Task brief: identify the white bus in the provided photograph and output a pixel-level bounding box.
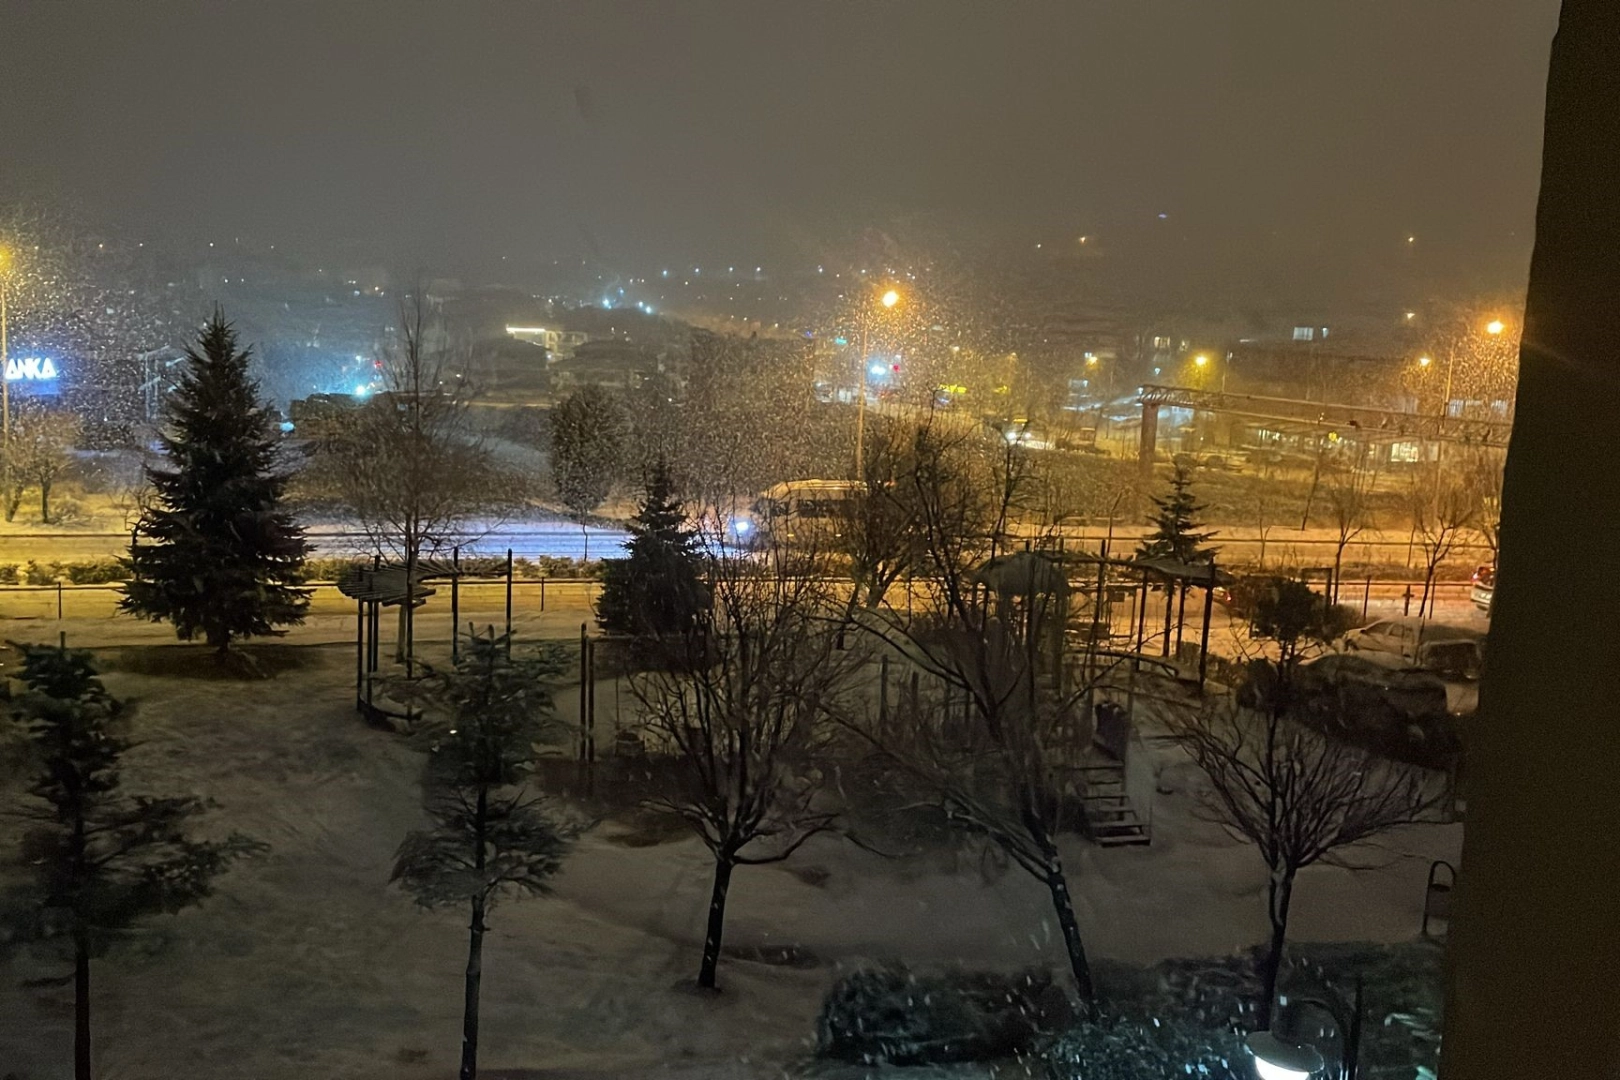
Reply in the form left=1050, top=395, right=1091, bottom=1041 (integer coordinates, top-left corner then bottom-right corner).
left=729, top=479, right=864, bottom=548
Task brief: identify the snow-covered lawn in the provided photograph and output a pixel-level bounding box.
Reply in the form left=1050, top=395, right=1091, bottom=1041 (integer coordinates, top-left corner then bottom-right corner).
left=0, top=645, right=1461, bottom=1078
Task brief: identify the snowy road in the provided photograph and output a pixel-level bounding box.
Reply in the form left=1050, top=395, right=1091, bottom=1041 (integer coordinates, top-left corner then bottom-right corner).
left=0, top=521, right=631, bottom=563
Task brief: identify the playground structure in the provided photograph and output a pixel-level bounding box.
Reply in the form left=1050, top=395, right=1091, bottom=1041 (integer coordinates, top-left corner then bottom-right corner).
left=337, top=550, right=516, bottom=724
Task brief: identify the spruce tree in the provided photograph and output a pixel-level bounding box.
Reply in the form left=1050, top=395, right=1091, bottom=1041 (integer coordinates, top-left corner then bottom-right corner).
left=1, top=644, right=258, bottom=1080
left=122, top=315, right=309, bottom=653
left=390, top=631, right=574, bottom=1080
left=1138, top=463, right=1219, bottom=563
left=596, top=455, right=709, bottom=643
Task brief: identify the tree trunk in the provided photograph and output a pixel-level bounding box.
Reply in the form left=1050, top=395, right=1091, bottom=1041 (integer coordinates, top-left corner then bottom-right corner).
left=1332, top=542, right=1346, bottom=605
left=1043, top=861, right=1098, bottom=1017
left=74, top=927, right=91, bottom=1080
left=40, top=478, right=51, bottom=525
left=697, top=855, right=734, bottom=990
left=1260, top=869, right=1296, bottom=1022
left=459, top=893, right=485, bottom=1080
left=395, top=600, right=409, bottom=664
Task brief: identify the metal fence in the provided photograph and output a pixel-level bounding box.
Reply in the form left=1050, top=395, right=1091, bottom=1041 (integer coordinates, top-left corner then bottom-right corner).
left=0, top=578, right=602, bottom=622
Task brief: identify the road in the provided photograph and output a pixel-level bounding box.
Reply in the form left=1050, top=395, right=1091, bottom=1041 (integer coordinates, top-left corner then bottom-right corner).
left=0, top=522, right=632, bottom=564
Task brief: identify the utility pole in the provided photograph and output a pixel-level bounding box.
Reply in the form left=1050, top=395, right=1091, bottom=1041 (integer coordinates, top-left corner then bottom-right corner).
left=854, top=316, right=869, bottom=480
left=854, top=288, right=900, bottom=481
left=1, top=252, right=10, bottom=510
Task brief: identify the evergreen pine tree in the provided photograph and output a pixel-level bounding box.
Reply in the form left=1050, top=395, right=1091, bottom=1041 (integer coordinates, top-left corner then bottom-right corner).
left=390, top=630, right=574, bottom=1080
left=596, top=455, right=709, bottom=642
left=1137, top=463, right=1219, bottom=563
left=121, top=314, right=310, bottom=653
left=1, top=644, right=258, bottom=1080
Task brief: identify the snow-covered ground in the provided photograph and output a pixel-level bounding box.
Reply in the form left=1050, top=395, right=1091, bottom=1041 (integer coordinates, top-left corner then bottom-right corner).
left=0, top=646, right=1461, bottom=1078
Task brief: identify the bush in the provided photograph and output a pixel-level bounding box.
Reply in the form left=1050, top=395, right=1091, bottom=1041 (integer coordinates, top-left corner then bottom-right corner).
left=516, top=555, right=600, bottom=579
left=1044, top=1013, right=1247, bottom=1079
left=0, top=564, right=17, bottom=585
left=1045, top=945, right=1444, bottom=1080
left=299, top=556, right=362, bottom=583
left=23, top=561, right=57, bottom=586
left=59, top=558, right=126, bottom=585
left=816, top=965, right=1072, bottom=1066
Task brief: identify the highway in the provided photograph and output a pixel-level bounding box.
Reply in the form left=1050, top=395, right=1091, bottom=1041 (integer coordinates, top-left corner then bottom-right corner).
left=0, top=522, right=632, bottom=564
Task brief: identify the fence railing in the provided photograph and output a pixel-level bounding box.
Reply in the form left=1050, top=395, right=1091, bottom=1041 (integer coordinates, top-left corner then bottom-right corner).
left=0, top=578, right=602, bottom=623
left=0, top=574, right=1475, bottom=626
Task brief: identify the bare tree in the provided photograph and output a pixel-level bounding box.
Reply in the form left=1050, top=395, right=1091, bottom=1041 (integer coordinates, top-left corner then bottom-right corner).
left=848, top=423, right=1107, bottom=1014
left=1461, top=446, right=1506, bottom=561
left=550, top=384, right=626, bottom=557
left=839, top=422, right=924, bottom=611
left=6, top=399, right=79, bottom=522
left=1408, top=463, right=1476, bottom=616
left=1170, top=681, right=1441, bottom=1018
left=632, top=535, right=855, bottom=991
left=1323, top=452, right=1374, bottom=603
left=1252, top=491, right=1277, bottom=570
left=309, top=294, right=518, bottom=663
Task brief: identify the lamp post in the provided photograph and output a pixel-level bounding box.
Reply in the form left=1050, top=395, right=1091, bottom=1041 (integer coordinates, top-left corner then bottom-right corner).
left=854, top=287, right=900, bottom=479
left=0, top=245, right=12, bottom=509
left=1244, top=978, right=1363, bottom=1080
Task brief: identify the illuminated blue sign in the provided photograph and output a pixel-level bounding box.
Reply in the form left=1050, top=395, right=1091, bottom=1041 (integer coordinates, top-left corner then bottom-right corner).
left=5, top=357, right=58, bottom=382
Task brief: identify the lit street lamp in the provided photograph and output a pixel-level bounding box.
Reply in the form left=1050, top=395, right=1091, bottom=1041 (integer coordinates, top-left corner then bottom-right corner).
left=1244, top=1030, right=1323, bottom=1080
left=1244, top=978, right=1363, bottom=1080
left=854, top=288, right=901, bottom=479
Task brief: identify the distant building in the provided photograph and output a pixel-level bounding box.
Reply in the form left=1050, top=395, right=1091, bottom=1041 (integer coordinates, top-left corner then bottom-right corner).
left=548, top=339, right=662, bottom=392
left=505, top=324, right=589, bottom=357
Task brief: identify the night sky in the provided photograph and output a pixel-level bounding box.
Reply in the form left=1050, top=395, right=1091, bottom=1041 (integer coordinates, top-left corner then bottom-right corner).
left=1, top=1, right=1560, bottom=297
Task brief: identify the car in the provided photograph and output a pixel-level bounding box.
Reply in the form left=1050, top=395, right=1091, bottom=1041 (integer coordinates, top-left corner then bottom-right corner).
left=1292, top=652, right=1461, bottom=769
left=1297, top=653, right=1453, bottom=719
left=1339, top=616, right=1485, bottom=680
left=1471, top=564, right=1496, bottom=613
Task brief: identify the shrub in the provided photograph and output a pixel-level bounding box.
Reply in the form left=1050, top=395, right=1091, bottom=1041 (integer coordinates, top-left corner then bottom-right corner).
left=1044, top=1013, right=1247, bottom=1079
left=299, top=556, right=363, bottom=583
left=0, top=564, right=17, bottom=585
left=1044, top=945, right=1444, bottom=1080
left=816, top=965, right=1072, bottom=1066
left=23, top=561, right=58, bottom=586
left=59, top=558, right=126, bottom=585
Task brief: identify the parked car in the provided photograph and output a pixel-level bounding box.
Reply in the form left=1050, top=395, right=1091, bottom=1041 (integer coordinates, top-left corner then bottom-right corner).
left=1471, top=564, right=1496, bottom=613
left=1297, top=652, right=1453, bottom=722
left=1340, top=617, right=1485, bottom=679
left=1292, top=652, right=1461, bottom=770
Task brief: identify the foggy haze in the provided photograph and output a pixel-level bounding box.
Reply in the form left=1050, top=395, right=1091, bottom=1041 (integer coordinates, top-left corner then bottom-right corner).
left=3, top=1, right=1559, bottom=302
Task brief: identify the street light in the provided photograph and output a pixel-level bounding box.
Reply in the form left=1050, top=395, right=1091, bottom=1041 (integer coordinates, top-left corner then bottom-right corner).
left=1485, top=319, right=1506, bottom=336
left=1244, top=1031, right=1323, bottom=1080
left=1245, top=979, right=1363, bottom=1080
left=1194, top=353, right=1209, bottom=367
left=855, top=288, right=901, bottom=478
